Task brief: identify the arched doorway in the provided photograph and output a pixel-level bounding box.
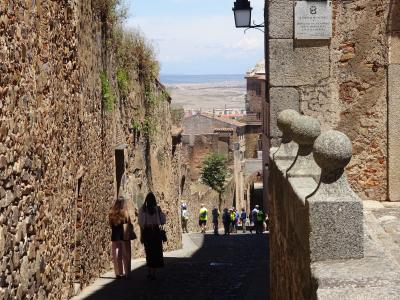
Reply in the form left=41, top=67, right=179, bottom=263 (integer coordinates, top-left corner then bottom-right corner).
left=388, top=0, right=400, bottom=201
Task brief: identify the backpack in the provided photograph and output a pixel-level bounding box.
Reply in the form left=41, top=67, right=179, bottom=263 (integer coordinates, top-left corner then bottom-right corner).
left=251, top=209, right=258, bottom=221
left=257, top=210, right=265, bottom=221
left=223, top=212, right=230, bottom=223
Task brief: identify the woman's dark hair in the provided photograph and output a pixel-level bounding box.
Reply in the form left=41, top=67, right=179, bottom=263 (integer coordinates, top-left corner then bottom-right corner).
left=143, top=192, right=157, bottom=215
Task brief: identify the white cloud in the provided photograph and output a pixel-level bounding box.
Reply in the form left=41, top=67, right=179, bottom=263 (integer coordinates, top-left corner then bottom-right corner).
left=233, top=36, right=264, bottom=51
left=125, top=2, right=265, bottom=73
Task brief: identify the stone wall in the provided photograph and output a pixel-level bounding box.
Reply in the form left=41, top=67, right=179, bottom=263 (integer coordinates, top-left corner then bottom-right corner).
left=266, top=0, right=394, bottom=201
left=0, top=1, right=183, bottom=298
left=246, top=78, right=265, bottom=114
left=269, top=111, right=364, bottom=300
left=182, top=134, right=231, bottom=181
left=244, top=126, right=261, bottom=159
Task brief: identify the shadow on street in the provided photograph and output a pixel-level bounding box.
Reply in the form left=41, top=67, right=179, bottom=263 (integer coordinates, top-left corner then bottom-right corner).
left=82, top=233, right=269, bottom=300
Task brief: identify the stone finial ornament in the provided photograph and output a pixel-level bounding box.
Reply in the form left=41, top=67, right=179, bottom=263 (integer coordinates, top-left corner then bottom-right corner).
left=273, top=109, right=299, bottom=160
left=313, top=130, right=352, bottom=174
left=277, top=109, right=299, bottom=135
left=286, top=115, right=321, bottom=178
left=309, top=130, right=355, bottom=196
left=291, top=115, right=321, bottom=146
left=307, top=130, right=363, bottom=261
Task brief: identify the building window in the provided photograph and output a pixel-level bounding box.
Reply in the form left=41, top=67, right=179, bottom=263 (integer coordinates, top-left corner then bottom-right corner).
left=247, top=80, right=261, bottom=96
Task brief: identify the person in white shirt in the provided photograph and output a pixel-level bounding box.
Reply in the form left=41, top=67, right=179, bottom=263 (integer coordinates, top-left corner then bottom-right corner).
left=138, top=192, right=166, bottom=280
left=181, top=207, right=189, bottom=233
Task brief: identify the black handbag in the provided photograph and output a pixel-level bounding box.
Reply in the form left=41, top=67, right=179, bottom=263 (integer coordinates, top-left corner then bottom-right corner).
left=123, top=218, right=137, bottom=241
left=158, top=208, right=167, bottom=243
left=159, top=227, right=167, bottom=243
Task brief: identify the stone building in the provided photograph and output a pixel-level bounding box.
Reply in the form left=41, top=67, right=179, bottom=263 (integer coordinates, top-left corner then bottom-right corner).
left=242, top=61, right=265, bottom=159
left=182, top=113, right=246, bottom=179
left=182, top=113, right=249, bottom=209
left=263, top=0, right=400, bottom=202
left=0, top=1, right=186, bottom=298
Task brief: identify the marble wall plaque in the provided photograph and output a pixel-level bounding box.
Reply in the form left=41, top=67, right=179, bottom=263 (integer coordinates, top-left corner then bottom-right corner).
left=295, top=1, right=332, bottom=39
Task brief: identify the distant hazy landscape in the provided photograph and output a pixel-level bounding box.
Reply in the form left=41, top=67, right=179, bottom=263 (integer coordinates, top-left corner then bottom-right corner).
left=160, top=74, right=246, bottom=111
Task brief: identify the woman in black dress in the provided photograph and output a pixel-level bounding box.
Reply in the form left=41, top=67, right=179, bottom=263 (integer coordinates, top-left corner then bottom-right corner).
left=109, top=196, right=132, bottom=279
left=138, top=192, right=166, bottom=280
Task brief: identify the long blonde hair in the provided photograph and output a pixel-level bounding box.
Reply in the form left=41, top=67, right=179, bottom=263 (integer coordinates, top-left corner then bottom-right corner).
left=109, top=196, right=129, bottom=225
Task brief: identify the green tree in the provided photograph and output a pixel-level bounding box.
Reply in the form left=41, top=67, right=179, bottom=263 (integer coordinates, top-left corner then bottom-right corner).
left=200, top=153, right=228, bottom=197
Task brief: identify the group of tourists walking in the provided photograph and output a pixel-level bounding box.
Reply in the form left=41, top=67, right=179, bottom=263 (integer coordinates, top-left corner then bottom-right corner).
left=250, top=204, right=269, bottom=234
left=221, top=205, right=268, bottom=235
left=108, top=192, right=166, bottom=281
left=180, top=202, right=268, bottom=235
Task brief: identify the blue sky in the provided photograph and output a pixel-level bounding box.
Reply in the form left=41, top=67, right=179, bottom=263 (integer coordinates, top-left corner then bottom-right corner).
left=125, top=0, right=265, bottom=75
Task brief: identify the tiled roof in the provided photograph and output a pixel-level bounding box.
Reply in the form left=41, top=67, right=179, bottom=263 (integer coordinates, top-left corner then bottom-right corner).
left=200, top=113, right=246, bottom=127
left=214, top=128, right=234, bottom=132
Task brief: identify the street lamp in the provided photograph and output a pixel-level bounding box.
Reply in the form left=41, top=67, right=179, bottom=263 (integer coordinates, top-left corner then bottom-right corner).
left=232, top=0, right=270, bottom=214
left=232, top=0, right=264, bottom=31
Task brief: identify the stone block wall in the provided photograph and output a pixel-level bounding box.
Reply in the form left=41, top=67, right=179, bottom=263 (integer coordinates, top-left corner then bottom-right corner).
left=266, top=0, right=395, bottom=201
left=0, top=1, right=183, bottom=299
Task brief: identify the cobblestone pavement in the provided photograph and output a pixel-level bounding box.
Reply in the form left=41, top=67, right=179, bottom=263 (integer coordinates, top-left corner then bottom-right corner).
left=74, top=232, right=269, bottom=300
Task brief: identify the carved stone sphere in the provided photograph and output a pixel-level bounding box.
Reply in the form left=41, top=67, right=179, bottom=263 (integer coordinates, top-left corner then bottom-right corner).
left=313, top=130, right=352, bottom=171
left=277, top=109, right=299, bottom=135
left=291, top=116, right=321, bottom=145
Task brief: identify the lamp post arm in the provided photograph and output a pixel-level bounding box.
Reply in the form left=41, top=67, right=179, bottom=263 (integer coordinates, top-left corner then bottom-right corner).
left=244, top=22, right=265, bottom=33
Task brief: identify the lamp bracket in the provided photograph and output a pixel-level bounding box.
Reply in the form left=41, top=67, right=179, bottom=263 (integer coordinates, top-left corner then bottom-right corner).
left=244, top=21, right=265, bottom=33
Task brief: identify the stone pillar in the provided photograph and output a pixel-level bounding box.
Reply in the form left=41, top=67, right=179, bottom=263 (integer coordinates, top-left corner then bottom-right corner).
left=273, top=109, right=299, bottom=160
left=286, top=115, right=321, bottom=179
left=388, top=64, right=400, bottom=201
left=307, top=130, right=363, bottom=261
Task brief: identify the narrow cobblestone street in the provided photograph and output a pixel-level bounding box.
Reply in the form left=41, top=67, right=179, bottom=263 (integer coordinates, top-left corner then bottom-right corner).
left=74, top=232, right=269, bottom=300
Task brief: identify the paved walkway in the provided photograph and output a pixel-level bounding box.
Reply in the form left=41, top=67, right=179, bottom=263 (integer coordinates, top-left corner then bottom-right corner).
left=314, top=201, right=400, bottom=299
left=364, top=200, right=400, bottom=266
left=73, top=231, right=269, bottom=300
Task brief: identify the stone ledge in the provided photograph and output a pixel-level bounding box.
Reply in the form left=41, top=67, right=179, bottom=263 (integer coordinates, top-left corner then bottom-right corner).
left=289, top=177, right=317, bottom=202
left=316, top=286, right=400, bottom=300
left=312, top=210, right=400, bottom=299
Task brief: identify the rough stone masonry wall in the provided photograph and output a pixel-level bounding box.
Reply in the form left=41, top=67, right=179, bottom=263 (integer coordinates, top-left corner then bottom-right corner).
left=0, top=1, right=182, bottom=299
left=119, top=81, right=183, bottom=257
left=244, top=128, right=260, bottom=159
left=268, top=0, right=390, bottom=200
left=183, top=134, right=231, bottom=181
